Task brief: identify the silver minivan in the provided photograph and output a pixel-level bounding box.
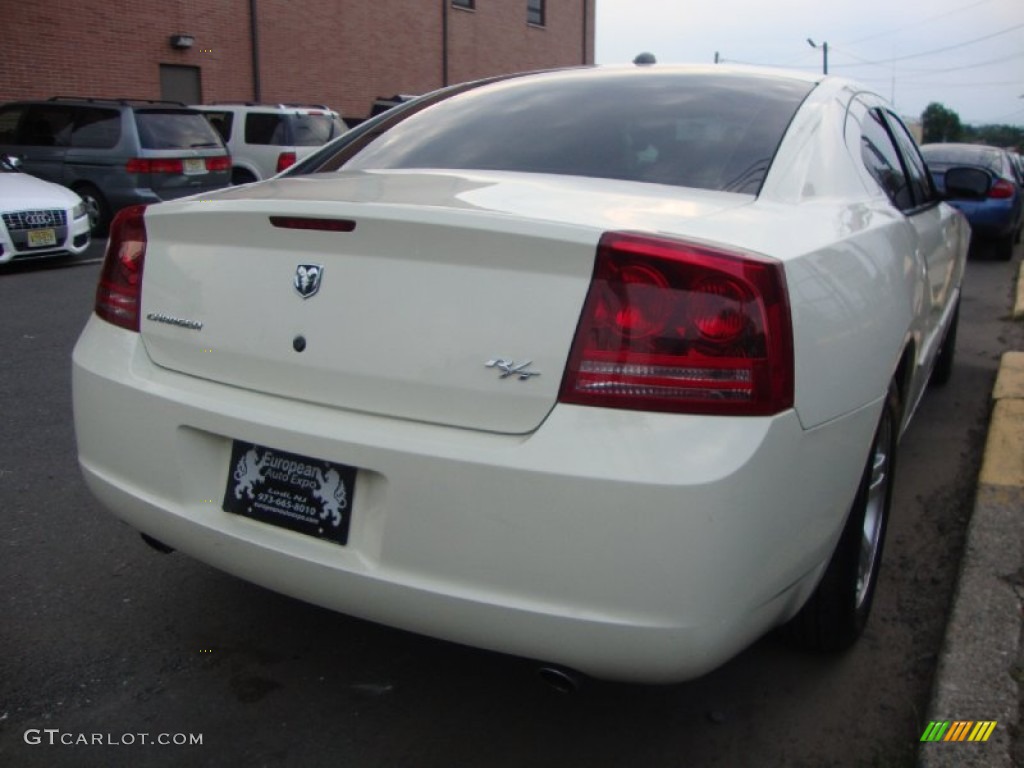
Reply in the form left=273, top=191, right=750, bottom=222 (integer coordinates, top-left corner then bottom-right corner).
left=0, top=97, right=231, bottom=234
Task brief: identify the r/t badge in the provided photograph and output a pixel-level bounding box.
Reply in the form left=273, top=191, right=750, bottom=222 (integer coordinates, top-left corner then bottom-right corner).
left=486, top=359, right=541, bottom=380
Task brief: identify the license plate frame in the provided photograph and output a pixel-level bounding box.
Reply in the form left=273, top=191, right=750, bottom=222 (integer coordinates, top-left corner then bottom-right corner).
left=27, top=228, right=57, bottom=248
left=183, top=157, right=206, bottom=175
left=222, top=441, right=356, bottom=546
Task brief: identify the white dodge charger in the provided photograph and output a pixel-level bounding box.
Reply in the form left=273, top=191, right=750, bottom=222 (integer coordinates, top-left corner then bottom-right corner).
left=72, top=66, right=969, bottom=683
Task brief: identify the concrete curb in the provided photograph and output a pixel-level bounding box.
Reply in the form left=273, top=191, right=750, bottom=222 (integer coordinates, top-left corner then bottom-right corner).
left=918, top=352, right=1024, bottom=768
left=1015, top=262, right=1024, bottom=321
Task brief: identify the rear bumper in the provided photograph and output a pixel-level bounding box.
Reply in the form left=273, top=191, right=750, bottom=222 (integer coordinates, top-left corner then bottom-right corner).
left=951, top=199, right=1021, bottom=239
left=72, top=316, right=882, bottom=682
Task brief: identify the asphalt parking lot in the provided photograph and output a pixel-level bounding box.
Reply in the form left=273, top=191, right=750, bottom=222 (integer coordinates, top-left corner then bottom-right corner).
left=1, top=240, right=1022, bottom=767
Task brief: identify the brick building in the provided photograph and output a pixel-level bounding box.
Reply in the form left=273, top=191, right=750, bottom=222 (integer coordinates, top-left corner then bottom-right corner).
left=2, top=0, right=595, bottom=120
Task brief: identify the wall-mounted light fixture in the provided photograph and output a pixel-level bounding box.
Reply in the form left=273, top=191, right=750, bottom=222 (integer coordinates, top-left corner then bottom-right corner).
left=169, top=34, right=195, bottom=50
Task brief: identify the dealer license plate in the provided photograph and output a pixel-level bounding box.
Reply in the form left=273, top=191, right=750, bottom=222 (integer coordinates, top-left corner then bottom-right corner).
left=222, top=441, right=357, bottom=545
left=183, top=157, right=206, bottom=175
left=27, top=228, right=57, bottom=248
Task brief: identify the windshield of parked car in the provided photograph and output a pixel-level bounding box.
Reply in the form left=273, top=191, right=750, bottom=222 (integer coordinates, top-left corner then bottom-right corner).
left=328, top=71, right=813, bottom=194
left=135, top=109, right=226, bottom=150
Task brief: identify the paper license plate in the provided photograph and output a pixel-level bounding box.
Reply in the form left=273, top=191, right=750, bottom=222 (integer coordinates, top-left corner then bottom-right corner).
left=183, top=157, right=206, bottom=175
left=222, top=441, right=356, bottom=545
left=27, top=228, right=57, bottom=247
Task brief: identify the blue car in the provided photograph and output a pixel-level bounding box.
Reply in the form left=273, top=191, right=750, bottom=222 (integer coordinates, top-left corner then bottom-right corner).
left=921, top=143, right=1023, bottom=260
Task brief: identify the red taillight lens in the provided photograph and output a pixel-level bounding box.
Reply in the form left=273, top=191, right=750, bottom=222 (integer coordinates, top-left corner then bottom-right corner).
left=990, top=179, right=1016, bottom=199
left=206, top=155, right=231, bottom=172
left=126, top=158, right=184, bottom=174
left=558, top=232, right=794, bottom=416
left=276, top=151, right=297, bottom=172
left=95, top=205, right=148, bottom=332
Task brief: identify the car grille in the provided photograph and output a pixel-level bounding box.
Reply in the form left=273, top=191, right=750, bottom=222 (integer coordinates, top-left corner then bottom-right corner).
left=3, top=209, right=67, bottom=231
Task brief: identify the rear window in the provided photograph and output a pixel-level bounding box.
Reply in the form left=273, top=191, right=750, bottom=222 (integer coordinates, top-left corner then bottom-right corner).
left=71, top=108, right=121, bottom=149
left=245, top=113, right=288, bottom=146
left=920, top=145, right=1005, bottom=175
left=134, top=110, right=224, bottom=150
left=335, top=71, right=813, bottom=193
left=290, top=114, right=340, bottom=146
left=243, top=113, right=340, bottom=146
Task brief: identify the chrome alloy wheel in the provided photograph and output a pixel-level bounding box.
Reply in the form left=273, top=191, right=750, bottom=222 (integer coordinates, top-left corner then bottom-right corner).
left=856, top=409, right=892, bottom=609
left=82, top=194, right=101, bottom=231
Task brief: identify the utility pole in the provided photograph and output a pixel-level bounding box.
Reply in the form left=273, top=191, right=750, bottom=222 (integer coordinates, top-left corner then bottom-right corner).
left=807, top=38, right=828, bottom=75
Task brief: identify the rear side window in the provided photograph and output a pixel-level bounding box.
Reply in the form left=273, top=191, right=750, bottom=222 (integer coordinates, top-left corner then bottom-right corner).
left=0, top=105, right=26, bottom=143
left=18, top=105, right=74, bottom=147
left=71, top=108, right=121, bottom=148
left=884, top=112, right=936, bottom=206
left=860, top=109, right=913, bottom=210
left=335, top=72, right=813, bottom=194
left=202, top=111, right=234, bottom=142
left=245, top=113, right=288, bottom=146
left=134, top=110, right=224, bottom=150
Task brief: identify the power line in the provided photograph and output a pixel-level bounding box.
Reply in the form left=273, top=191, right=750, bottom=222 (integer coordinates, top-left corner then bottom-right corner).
left=830, top=47, right=1024, bottom=76
left=896, top=52, right=1024, bottom=77
left=841, top=0, right=996, bottom=46
left=837, top=22, right=1024, bottom=68
left=897, top=79, right=1024, bottom=89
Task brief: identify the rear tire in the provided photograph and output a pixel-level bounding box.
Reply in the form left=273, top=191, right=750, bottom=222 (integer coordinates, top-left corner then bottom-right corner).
left=930, top=302, right=959, bottom=387
left=995, top=233, right=1014, bottom=261
left=786, top=381, right=900, bottom=651
left=231, top=167, right=257, bottom=185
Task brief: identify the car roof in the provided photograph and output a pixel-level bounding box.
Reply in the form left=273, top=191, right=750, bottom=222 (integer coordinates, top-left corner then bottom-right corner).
left=52, top=96, right=189, bottom=108
left=194, top=103, right=339, bottom=115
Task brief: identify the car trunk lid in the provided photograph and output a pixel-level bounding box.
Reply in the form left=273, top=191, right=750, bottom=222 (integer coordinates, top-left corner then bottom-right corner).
left=138, top=169, right=752, bottom=434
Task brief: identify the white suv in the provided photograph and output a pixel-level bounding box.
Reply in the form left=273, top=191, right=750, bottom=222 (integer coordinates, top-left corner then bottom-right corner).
left=194, top=104, right=348, bottom=184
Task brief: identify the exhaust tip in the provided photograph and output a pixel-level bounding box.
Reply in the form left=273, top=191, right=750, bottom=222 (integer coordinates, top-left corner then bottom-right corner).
left=538, top=666, right=580, bottom=694
left=140, top=533, right=175, bottom=554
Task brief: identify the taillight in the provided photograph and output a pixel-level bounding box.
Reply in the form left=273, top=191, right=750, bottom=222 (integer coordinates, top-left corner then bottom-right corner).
left=95, top=205, right=148, bottom=332
left=558, top=232, right=794, bottom=416
left=126, top=158, right=184, bottom=174
left=276, top=151, right=297, bottom=172
left=990, top=179, right=1016, bottom=199
left=206, top=155, right=231, bottom=172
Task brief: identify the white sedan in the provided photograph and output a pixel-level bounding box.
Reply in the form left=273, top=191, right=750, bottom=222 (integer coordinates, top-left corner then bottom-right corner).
left=72, top=65, right=968, bottom=684
left=0, top=156, right=90, bottom=263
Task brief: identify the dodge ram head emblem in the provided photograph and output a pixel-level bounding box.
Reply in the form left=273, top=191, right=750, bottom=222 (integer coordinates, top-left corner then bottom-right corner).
left=293, top=264, right=324, bottom=299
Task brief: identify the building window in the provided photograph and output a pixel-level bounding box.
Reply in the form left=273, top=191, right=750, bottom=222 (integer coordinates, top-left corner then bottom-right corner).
left=452, top=0, right=474, bottom=9
left=528, top=0, right=545, bottom=26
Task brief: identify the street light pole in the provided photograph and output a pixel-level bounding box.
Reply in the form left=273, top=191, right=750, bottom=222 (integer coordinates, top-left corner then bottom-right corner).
left=807, top=38, right=828, bottom=75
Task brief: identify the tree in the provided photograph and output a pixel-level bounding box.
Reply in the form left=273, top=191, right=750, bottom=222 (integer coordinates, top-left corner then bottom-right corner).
left=968, top=124, right=1024, bottom=150
left=922, top=103, right=962, bottom=143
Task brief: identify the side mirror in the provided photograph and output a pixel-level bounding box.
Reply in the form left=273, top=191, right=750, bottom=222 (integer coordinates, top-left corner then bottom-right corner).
left=2, top=154, right=21, bottom=170
left=943, top=166, right=990, bottom=201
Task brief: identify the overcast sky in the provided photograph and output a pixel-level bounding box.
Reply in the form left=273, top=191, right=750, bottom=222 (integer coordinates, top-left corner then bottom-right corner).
left=594, top=0, right=1024, bottom=127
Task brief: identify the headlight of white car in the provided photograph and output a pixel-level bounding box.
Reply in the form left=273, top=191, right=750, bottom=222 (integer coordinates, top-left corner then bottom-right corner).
left=73, top=201, right=87, bottom=219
